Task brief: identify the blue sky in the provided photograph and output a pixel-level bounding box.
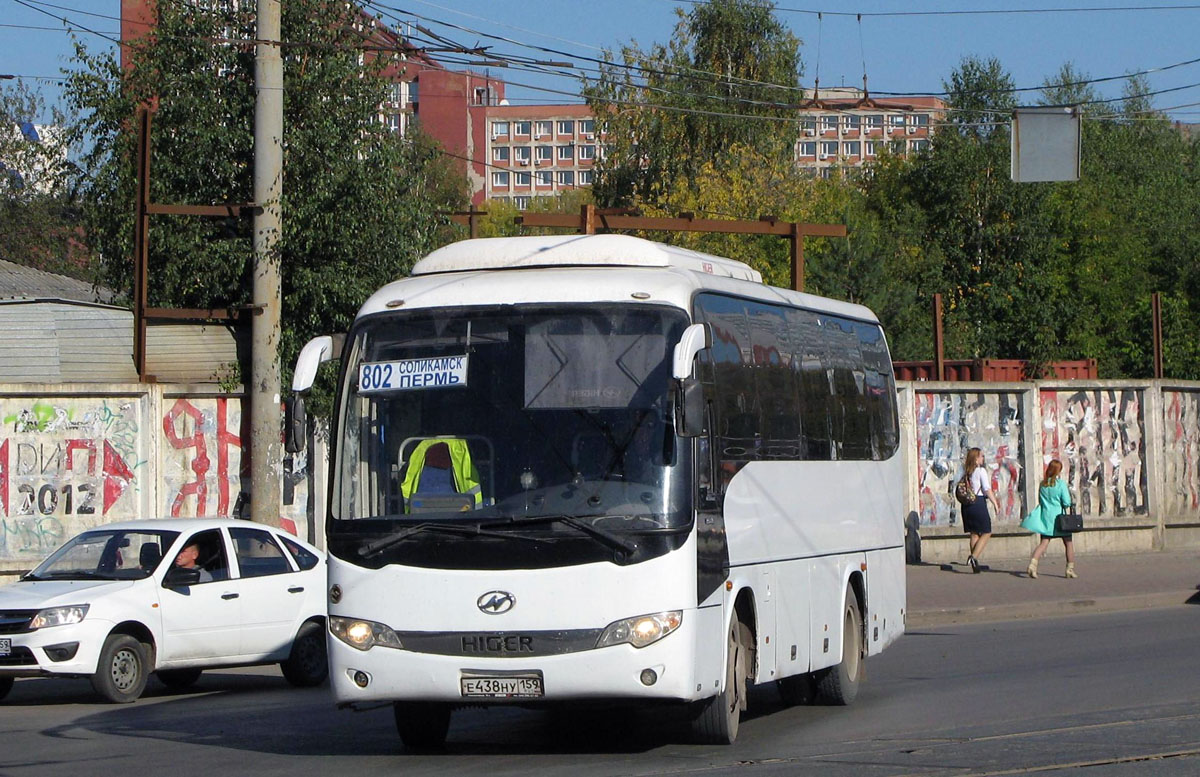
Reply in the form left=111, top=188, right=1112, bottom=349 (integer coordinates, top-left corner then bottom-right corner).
left=2, top=0, right=1199, bottom=123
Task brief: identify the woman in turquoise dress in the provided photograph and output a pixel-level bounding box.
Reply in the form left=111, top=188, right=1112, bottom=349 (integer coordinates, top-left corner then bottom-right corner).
left=1021, top=459, right=1077, bottom=579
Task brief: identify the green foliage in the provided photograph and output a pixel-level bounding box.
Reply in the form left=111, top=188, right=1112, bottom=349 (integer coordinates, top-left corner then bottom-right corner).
left=585, top=0, right=801, bottom=208
left=64, top=0, right=466, bottom=410
left=861, top=56, right=1200, bottom=378
left=468, top=189, right=594, bottom=238
left=0, top=82, right=90, bottom=279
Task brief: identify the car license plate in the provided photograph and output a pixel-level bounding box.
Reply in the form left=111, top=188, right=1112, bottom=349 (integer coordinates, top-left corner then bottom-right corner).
left=460, top=671, right=543, bottom=699
left=0, top=638, right=10, bottom=656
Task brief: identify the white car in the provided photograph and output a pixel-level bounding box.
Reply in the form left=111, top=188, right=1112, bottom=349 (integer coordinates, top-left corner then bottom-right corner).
left=0, top=518, right=328, bottom=703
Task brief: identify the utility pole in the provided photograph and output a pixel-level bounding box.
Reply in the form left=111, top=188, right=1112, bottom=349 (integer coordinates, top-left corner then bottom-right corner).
left=252, top=0, right=283, bottom=527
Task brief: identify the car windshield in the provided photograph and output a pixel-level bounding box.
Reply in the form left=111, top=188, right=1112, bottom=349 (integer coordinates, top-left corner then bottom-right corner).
left=330, top=304, right=692, bottom=567
left=29, top=530, right=181, bottom=581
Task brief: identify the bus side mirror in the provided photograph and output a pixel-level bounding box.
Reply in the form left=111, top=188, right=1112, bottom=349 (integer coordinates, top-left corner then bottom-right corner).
left=677, top=378, right=705, bottom=438
left=284, top=394, right=306, bottom=454
left=672, top=323, right=711, bottom=380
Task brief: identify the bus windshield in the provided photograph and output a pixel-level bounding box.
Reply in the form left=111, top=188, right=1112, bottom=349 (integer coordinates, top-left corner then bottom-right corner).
left=331, top=304, right=692, bottom=564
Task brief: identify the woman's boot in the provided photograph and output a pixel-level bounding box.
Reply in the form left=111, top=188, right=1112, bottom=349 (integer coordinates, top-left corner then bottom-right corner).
left=1026, top=557, right=1039, bottom=579
left=1065, top=562, right=1077, bottom=579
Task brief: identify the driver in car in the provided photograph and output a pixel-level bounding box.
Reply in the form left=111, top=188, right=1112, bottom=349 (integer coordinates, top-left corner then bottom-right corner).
left=174, top=542, right=213, bottom=583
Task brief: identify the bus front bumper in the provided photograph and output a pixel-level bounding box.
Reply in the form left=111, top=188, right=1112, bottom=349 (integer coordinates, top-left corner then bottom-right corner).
left=328, top=613, right=710, bottom=707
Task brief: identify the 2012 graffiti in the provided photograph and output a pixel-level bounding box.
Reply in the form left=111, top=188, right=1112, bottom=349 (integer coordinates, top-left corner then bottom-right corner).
left=0, top=439, right=135, bottom=517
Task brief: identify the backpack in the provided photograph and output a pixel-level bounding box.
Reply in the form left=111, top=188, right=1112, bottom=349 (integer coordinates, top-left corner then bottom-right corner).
left=954, top=475, right=976, bottom=506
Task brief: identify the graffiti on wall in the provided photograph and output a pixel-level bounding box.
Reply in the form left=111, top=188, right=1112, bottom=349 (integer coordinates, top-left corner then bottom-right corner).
left=161, top=397, right=246, bottom=519
left=1160, top=391, right=1199, bottom=519
left=1040, top=389, right=1147, bottom=518
left=0, top=399, right=145, bottom=558
left=915, top=392, right=1024, bottom=528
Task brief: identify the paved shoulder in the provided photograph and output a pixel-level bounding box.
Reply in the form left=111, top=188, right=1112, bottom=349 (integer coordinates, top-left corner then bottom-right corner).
left=906, top=551, right=1200, bottom=627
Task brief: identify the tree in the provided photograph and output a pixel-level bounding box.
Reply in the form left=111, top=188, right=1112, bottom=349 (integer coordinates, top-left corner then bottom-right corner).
left=64, top=0, right=466, bottom=399
left=585, top=0, right=802, bottom=208
left=0, top=81, right=87, bottom=279
left=1038, top=62, right=1101, bottom=113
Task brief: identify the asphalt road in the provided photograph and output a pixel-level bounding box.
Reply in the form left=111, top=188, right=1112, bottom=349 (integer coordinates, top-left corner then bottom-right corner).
left=3, top=605, right=1200, bottom=776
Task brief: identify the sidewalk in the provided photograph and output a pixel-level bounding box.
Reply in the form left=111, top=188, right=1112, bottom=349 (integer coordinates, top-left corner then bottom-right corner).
left=906, top=550, right=1200, bottom=627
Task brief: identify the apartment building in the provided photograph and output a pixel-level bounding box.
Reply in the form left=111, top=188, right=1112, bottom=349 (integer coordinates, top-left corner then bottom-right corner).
left=794, top=88, right=946, bottom=177
left=482, top=106, right=598, bottom=210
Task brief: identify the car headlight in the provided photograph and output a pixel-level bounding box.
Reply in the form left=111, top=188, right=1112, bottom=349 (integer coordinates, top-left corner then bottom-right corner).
left=30, top=605, right=90, bottom=630
left=596, top=611, right=682, bottom=649
left=329, top=616, right=403, bottom=651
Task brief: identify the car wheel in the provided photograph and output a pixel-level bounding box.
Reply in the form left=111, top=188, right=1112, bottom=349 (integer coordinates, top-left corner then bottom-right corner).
left=91, top=634, right=149, bottom=703
left=281, top=621, right=328, bottom=687
left=394, top=702, right=452, bottom=750
left=0, top=676, right=13, bottom=701
left=157, top=668, right=202, bottom=690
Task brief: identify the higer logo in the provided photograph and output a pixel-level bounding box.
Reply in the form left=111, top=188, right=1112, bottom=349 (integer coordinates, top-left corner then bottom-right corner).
left=477, top=590, right=516, bottom=614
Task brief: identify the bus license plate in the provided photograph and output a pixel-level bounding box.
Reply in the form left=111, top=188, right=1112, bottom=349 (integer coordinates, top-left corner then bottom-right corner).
left=460, top=672, right=543, bottom=699
left=0, top=638, right=10, bottom=656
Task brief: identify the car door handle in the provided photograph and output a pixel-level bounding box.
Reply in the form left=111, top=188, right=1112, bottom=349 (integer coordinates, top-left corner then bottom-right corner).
left=288, top=586, right=304, bottom=594
left=221, top=593, right=239, bottom=600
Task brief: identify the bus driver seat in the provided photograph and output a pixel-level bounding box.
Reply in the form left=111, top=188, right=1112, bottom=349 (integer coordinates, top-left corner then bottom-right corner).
left=401, top=439, right=483, bottom=514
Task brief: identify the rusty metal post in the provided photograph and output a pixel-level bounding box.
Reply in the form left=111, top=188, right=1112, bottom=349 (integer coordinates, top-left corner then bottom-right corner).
left=133, top=109, right=151, bottom=382
left=933, top=293, right=945, bottom=381
left=1152, top=291, right=1164, bottom=379
left=790, top=222, right=803, bottom=292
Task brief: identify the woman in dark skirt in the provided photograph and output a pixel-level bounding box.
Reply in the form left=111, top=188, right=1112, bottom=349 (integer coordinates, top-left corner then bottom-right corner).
left=961, top=447, right=1000, bottom=573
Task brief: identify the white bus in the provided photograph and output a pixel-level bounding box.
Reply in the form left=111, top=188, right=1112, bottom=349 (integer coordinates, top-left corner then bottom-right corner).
left=289, top=234, right=905, bottom=747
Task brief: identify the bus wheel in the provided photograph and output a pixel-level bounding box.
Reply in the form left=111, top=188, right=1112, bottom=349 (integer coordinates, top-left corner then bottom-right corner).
left=692, top=617, right=751, bottom=744
left=393, top=702, right=452, bottom=750
left=816, top=591, right=863, bottom=705
left=776, top=671, right=816, bottom=706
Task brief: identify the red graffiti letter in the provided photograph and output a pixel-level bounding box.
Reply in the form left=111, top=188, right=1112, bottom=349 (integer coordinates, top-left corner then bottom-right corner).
left=163, top=399, right=209, bottom=516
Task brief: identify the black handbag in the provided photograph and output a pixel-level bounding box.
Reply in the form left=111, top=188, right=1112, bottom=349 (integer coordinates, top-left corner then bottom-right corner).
left=1055, top=506, right=1084, bottom=533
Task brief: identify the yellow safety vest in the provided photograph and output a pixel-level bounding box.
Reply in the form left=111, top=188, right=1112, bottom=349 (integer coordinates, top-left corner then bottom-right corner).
left=400, top=438, right=483, bottom=511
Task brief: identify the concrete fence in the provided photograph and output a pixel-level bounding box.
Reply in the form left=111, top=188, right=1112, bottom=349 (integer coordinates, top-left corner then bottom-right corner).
left=900, top=379, right=1200, bottom=562
left=2, top=379, right=1197, bottom=573
left=0, top=383, right=310, bottom=575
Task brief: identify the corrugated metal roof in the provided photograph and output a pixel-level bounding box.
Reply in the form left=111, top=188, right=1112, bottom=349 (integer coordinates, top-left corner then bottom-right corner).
left=0, top=258, right=115, bottom=304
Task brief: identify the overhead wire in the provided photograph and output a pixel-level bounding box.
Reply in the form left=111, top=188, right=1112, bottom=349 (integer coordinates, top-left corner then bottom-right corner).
left=6, top=0, right=1198, bottom=125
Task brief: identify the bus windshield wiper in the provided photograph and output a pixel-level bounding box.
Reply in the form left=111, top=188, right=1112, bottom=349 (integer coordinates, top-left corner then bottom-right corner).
left=486, top=514, right=639, bottom=555
left=361, top=521, right=551, bottom=558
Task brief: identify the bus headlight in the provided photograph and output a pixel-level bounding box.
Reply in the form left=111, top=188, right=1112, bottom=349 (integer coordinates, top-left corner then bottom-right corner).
left=597, top=611, right=682, bottom=649
left=329, top=616, right=403, bottom=651
left=30, top=605, right=89, bottom=630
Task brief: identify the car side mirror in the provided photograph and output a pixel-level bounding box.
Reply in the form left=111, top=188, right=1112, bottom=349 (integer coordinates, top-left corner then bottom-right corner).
left=163, top=565, right=201, bottom=588
left=677, top=378, right=706, bottom=438
left=284, top=394, right=306, bottom=454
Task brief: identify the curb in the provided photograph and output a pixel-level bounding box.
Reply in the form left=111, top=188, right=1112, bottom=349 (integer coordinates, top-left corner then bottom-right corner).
left=906, top=590, right=1199, bottom=628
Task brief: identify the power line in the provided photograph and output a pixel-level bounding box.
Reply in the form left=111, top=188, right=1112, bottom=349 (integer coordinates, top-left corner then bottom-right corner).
left=9, top=0, right=119, bottom=44
left=666, top=0, right=1200, bottom=16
